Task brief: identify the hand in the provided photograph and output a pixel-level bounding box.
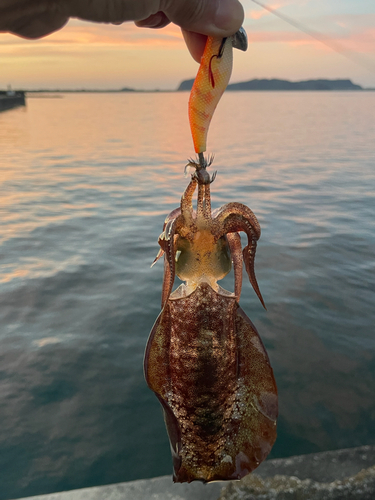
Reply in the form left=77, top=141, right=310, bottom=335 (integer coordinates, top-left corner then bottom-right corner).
left=134, top=0, right=244, bottom=62
left=0, top=0, right=244, bottom=62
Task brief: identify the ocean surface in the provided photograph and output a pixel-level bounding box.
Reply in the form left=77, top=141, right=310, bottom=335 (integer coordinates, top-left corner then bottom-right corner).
left=0, top=92, right=374, bottom=499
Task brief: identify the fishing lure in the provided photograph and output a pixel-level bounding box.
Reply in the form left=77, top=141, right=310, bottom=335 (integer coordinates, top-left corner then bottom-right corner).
left=189, top=28, right=247, bottom=155
left=145, top=29, right=278, bottom=483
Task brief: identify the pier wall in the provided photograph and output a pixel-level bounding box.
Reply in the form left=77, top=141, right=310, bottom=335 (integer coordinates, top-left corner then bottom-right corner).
left=16, top=445, right=375, bottom=500
left=0, top=91, right=26, bottom=111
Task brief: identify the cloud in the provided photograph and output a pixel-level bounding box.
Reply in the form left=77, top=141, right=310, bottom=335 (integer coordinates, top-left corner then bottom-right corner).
left=247, top=30, right=331, bottom=52
left=248, top=30, right=307, bottom=43
left=246, top=12, right=375, bottom=56
left=246, top=0, right=300, bottom=20
left=0, top=20, right=185, bottom=51
left=345, top=27, right=375, bottom=54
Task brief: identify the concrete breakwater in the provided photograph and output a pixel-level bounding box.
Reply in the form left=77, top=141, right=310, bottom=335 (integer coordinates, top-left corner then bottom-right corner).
left=16, top=445, right=375, bottom=500
left=0, top=91, right=25, bottom=112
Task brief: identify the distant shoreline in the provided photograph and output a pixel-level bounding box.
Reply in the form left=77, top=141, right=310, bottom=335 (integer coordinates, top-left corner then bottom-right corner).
left=5, top=78, right=375, bottom=94
left=24, top=88, right=375, bottom=94
left=178, top=77, right=369, bottom=92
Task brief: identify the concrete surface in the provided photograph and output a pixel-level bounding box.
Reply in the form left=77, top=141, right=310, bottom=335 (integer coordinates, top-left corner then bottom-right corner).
left=15, top=445, right=375, bottom=500
left=14, top=476, right=222, bottom=500
left=255, top=444, right=375, bottom=482
left=219, top=466, right=375, bottom=500
left=220, top=445, right=375, bottom=499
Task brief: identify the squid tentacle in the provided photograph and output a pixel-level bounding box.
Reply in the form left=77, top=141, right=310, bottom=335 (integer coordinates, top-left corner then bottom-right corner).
left=152, top=207, right=182, bottom=267
left=151, top=246, right=164, bottom=268
left=161, top=218, right=178, bottom=307
left=180, top=178, right=198, bottom=236
left=216, top=213, right=265, bottom=309
left=226, top=232, right=243, bottom=301
left=196, top=182, right=205, bottom=221
left=203, top=184, right=212, bottom=220
left=243, top=240, right=266, bottom=310
left=213, top=202, right=261, bottom=240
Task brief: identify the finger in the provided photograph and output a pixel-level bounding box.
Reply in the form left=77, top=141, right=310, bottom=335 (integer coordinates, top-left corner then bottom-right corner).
left=182, top=30, right=207, bottom=63
left=1, top=0, right=244, bottom=41
left=8, top=15, right=68, bottom=38
left=0, top=1, right=68, bottom=38
left=68, top=0, right=161, bottom=24
left=68, top=0, right=243, bottom=35
left=135, top=11, right=170, bottom=29
left=161, top=0, right=244, bottom=38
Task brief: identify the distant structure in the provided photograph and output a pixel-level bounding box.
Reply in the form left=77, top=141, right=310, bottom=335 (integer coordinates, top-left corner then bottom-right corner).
left=177, top=78, right=363, bottom=92
left=0, top=88, right=26, bottom=112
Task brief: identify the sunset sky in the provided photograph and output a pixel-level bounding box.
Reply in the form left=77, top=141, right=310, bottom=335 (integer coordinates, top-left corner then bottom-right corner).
left=1, top=0, right=375, bottom=90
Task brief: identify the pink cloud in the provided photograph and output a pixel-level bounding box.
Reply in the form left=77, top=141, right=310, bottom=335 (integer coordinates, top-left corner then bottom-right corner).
left=245, top=8, right=375, bottom=56
left=247, top=24, right=375, bottom=56
left=249, top=9, right=270, bottom=20
left=345, top=27, right=375, bottom=54
left=247, top=0, right=297, bottom=20
left=248, top=30, right=315, bottom=44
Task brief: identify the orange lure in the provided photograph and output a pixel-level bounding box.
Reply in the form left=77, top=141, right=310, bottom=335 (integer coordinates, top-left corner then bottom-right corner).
left=189, top=29, right=247, bottom=154
left=189, top=37, right=233, bottom=154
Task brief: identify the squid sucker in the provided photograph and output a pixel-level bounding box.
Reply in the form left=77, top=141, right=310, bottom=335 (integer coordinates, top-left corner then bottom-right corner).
left=144, top=159, right=278, bottom=483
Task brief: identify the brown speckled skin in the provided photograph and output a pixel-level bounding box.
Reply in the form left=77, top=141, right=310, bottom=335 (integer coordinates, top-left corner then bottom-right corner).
left=145, top=161, right=277, bottom=483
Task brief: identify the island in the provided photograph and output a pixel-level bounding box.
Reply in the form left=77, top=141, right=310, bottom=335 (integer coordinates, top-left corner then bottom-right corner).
left=177, top=78, right=363, bottom=92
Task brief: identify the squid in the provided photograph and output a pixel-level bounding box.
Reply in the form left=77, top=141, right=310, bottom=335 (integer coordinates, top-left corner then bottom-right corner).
left=144, top=29, right=278, bottom=483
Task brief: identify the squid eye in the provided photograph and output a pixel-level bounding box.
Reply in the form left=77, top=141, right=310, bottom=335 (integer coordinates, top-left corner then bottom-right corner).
left=175, top=250, right=181, bottom=263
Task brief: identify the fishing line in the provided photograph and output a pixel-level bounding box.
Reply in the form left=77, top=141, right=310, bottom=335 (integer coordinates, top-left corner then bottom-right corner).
left=249, top=0, right=375, bottom=76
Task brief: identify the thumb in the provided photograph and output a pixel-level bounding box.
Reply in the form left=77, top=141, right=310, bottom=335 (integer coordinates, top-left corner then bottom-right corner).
left=161, top=0, right=244, bottom=38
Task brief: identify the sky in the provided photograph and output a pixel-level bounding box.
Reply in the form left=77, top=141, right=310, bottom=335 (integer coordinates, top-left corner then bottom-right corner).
left=1, top=0, right=375, bottom=90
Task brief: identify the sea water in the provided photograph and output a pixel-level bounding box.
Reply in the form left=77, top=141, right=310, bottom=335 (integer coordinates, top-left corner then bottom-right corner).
left=0, top=92, right=374, bottom=499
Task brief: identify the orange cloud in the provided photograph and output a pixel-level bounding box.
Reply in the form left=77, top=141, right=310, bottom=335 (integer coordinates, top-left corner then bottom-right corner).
left=2, top=10, right=374, bottom=90
left=0, top=20, right=184, bottom=51
left=0, top=19, right=196, bottom=90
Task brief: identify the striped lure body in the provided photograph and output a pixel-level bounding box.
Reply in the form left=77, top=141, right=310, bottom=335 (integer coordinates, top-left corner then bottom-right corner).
left=189, top=37, right=233, bottom=154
